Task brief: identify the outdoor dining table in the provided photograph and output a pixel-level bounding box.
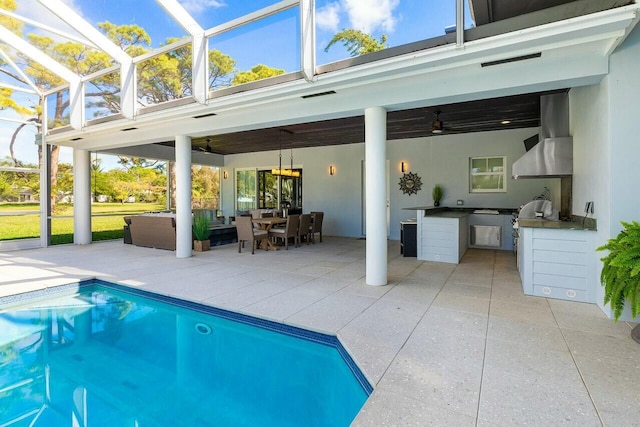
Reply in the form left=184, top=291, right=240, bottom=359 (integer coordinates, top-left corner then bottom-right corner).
left=252, top=217, right=287, bottom=250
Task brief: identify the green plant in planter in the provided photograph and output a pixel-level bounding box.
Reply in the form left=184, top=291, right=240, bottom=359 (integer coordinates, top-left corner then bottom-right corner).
left=193, top=212, right=212, bottom=242
left=432, top=184, right=443, bottom=206
left=597, top=221, right=640, bottom=321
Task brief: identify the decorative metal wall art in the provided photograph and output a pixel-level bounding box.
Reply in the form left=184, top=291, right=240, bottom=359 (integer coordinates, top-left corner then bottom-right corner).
left=399, top=172, right=422, bottom=196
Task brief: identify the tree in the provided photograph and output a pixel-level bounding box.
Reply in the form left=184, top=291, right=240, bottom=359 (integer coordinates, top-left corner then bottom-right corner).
left=191, top=165, right=220, bottom=208
left=162, top=37, right=236, bottom=96
left=53, top=163, right=74, bottom=203
left=324, top=29, right=388, bottom=56
left=117, top=156, right=164, bottom=172
left=232, top=64, right=285, bottom=85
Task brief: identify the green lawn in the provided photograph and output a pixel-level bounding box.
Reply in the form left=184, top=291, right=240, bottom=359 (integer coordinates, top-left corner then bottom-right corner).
left=0, top=202, right=166, bottom=245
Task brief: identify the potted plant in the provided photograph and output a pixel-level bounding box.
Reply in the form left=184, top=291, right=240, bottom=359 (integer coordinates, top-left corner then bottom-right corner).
left=432, top=184, right=443, bottom=206
left=597, top=220, right=640, bottom=343
left=193, top=212, right=211, bottom=252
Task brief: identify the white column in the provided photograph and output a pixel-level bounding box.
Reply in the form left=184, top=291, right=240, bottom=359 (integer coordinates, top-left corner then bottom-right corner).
left=365, top=107, right=388, bottom=286
left=73, top=148, right=91, bottom=245
left=175, top=135, right=192, bottom=258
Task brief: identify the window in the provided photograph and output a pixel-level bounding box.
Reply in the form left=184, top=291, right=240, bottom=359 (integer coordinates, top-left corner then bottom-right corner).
left=470, top=156, right=507, bottom=193
left=236, top=169, right=256, bottom=211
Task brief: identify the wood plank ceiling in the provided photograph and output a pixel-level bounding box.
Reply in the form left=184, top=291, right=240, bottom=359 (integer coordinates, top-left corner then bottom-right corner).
left=175, top=91, right=564, bottom=155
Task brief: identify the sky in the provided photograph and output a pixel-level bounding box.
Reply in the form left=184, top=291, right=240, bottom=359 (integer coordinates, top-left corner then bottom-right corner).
left=1, top=0, right=473, bottom=170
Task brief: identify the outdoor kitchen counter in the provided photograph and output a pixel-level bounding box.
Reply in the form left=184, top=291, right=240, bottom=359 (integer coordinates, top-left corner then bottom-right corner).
left=518, top=218, right=597, bottom=231
left=404, top=206, right=517, bottom=216
left=423, top=210, right=470, bottom=219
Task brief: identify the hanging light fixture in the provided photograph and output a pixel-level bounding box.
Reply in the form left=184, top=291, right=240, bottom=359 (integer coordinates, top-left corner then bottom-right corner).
left=271, top=129, right=300, bottom=177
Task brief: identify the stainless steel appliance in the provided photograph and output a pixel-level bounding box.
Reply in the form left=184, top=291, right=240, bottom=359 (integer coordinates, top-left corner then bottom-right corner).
left=512, top=199, right=556, bottom=267
left=470, top=225, right=501, bottom=247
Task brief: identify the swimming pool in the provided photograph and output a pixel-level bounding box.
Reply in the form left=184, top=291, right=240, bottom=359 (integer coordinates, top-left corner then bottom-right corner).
left=0, top=280, right=371, bottom=426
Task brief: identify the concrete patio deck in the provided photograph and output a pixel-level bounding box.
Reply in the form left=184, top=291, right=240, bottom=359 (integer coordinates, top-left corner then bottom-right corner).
left=1, top=238, right=638, bottom=426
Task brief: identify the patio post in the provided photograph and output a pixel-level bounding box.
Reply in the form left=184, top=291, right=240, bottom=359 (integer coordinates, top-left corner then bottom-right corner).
left=175, top=135, right=192, bottom=258
left=365, top=106, right=388, bottom=286
left=73, top=148, right=91, bottom=244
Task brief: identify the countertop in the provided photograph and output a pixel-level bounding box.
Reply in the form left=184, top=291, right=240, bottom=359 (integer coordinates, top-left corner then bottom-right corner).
left=518, top=217, right=597, bottom=231
left=403, top=206, right=518, bottom=216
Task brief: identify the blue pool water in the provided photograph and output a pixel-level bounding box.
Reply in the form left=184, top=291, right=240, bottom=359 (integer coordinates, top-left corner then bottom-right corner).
left=0, top=280, right=371, bottom=426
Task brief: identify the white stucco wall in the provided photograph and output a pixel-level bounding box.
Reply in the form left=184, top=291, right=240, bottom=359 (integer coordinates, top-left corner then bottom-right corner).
left=608, top=25, right=640, bottom=231
left=570, top=82, right=610, bottom=312
left=221, top=127, right=558, bottom=240
left=570, top=24, right=640, bottom=320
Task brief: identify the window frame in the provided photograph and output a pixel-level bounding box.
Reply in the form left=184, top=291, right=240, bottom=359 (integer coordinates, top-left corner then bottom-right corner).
left=469, top=156, right=507, bottom=193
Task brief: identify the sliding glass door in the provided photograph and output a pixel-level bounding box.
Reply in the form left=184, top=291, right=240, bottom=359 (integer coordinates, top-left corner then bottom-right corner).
left=235, top=168, right=302, bottom=212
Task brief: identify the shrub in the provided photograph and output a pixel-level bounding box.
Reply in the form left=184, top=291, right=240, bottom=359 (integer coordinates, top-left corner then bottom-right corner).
left=597, top=221, right=640, bottom=320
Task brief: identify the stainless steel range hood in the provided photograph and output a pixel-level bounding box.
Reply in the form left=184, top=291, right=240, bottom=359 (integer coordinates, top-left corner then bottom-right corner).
left=512, top=93, right=573, bottom=179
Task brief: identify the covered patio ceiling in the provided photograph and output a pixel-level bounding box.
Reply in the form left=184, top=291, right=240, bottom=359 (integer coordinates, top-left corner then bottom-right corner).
left=179, top=90, right=562, bottom=155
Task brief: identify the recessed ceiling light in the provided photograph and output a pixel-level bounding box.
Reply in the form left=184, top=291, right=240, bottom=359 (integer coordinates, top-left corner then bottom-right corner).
left=501, top=120, right=511, bottom=125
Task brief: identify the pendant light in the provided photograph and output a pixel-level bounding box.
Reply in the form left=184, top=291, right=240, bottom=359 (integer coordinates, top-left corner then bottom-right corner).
left=271, top=129, right=300, bottom=177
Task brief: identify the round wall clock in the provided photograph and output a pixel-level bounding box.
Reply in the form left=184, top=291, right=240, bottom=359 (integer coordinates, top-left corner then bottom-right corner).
left=399, top=172, right=422, bottom=196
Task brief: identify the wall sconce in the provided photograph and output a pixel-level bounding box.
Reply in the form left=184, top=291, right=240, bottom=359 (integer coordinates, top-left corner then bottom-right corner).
left=401, top=161, right=407, bottom=173
left=223, top=170, right=228, bottom=180
left=329, top=165, right=336, bottom=176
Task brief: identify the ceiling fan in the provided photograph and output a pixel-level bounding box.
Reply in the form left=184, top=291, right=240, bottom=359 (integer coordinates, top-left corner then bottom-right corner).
left=429, top=110, right=478, bottom=134
left=430, top=110, right=444, bottom=134
left=199, top=139, right=213, bottom=153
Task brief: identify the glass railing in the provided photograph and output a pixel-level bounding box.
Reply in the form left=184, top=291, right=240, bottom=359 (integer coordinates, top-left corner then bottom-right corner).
left=316, top=0, right=457, bottom=67
left=136, top=44, right=193, bottom=108
left=85, top=69, right=121, bottom=121
left=187, top=0, right=285, bottom=29
left=46, top=88, right=70, bottom=129
left=208, top=5, right=300, bottom=94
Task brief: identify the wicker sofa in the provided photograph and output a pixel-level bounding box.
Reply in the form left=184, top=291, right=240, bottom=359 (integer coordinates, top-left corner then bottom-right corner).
left=128, top=214, right=176, bottom=250
left=124, top=212, right=237, bottom=250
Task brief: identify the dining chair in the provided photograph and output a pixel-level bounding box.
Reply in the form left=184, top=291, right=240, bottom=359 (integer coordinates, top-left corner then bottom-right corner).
left=310, top=211, right=324, bottom=243
left=236, top=216, right=268, bottom=254
left=268, top=214, right=299, bottom=249
left=298, top=214, right=312, bottom=246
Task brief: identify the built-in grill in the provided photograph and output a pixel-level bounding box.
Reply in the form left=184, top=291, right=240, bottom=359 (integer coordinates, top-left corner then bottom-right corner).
left=512, top=199, right=555, bottom=264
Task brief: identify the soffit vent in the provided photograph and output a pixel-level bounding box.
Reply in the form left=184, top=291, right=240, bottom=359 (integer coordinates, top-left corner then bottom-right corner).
left=193, top=112, right=217, bottom=119
left=302, top=90, right=336, bottom=99
left=481, top=52, right=541, bottom=67
left=121, top=127, right=138, bottom=131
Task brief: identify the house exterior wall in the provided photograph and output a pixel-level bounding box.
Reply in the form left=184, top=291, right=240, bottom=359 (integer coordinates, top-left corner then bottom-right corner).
left=570, top=79, right=610, bottom=315
left=570, top=24, right=640, bottom=320
left=222, top=127, right=557, bottom=241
